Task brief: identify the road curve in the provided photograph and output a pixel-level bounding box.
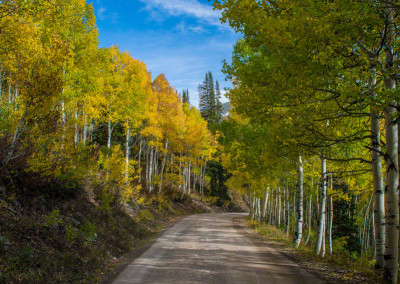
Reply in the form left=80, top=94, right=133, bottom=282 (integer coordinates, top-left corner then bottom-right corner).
left=111, top=213, right=323, bottom=284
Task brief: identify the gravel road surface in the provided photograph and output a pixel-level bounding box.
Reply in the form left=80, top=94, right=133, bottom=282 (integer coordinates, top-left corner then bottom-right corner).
left=111, top=213, right=323, bottom=284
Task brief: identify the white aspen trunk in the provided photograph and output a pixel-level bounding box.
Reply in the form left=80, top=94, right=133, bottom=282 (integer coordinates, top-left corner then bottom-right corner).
left=262, top=188, right=269, bottom=220
left=369, top=70, right=385, bottom=271
left=283, top=190, right=287, bottom=225
left=372, top=210, right=376, bottom=259
left=272, top=189, right=276, bottom=225
left=329, top=195, right=333, bottom=255
left=83, top=115, right=87, bottom=145
left=267, top=193, right=272, bottom=224
left=187, top=160, right=191, bottom=195
left=321, top=220, right=326, bottom=257
left=89, top=121, right=94, bottom=143
left=293, top=190, right=296, bottom=232
left=315, top=156, right=327, bottom=255
left=5, top=113, right=25, bottom=165
left=138, top=139, right=143, bottom=183
left=149, top=147, right=154, bottom=193
left=125, top=124, right=130, bottom=186
left=180, top=153, right=185, bottom=200
left=362, top=197, right=372, bottom=255
left=61, top=100, right=66, bottom=149
left=277, top=187, right=281, bottom=228
left=249, top=192, right=254, bottom=219
left=383, top=7, right=399, bottom=283
left=170, top=154, right=174, bottom=190
left=294, top=155, right=304, bottom=247
left=8, top=71, right=11, bottom=103
left=146, top=144, right=150, bottom=190
left=254, top=197, right=258, bottom=220
left=107, top=119, right=112, bottom=149
left=13, top=84, right=18, bottom=110
left=252, top=193, right=257, bottom=220
left=74, top=111, right=79, bottom=145
left=305, top=196, right=312, bottom=245
left=199, top=165, right=203, bottom=194
left=285, top=182, right=290, bottom=235
left=159, top=140, right=169, bottom=193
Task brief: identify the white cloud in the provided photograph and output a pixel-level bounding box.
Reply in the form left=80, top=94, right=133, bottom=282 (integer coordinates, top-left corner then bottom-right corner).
left=96, top=5, right=118, bottom=24
left=176, top=21, right=207, bottom=34
left=98, top=7, right=107, bottom=20
left=140, top=0, right=221, bottom=26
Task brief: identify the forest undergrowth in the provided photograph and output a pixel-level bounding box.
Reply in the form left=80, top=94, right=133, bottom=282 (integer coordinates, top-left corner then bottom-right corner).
left=248, top=219, right=381, bottom=284
left=0, top=178, right=240, bottom=283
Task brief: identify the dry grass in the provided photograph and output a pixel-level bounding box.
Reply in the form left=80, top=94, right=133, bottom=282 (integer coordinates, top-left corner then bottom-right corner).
left=248, top=219, right=381, bottom=284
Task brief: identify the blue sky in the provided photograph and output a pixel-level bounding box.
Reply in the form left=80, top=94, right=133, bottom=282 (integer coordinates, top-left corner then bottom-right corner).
left=90, top=0, right=239, bottom=107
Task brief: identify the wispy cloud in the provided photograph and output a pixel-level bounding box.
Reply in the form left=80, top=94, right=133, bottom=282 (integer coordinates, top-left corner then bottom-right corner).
left=96, top=5, right=119, bottom=24
left=98, top=7, right=107, bottom=20
left=140, top=0, right=221, bottom=26
left=175, top=21, right=207, bottom=34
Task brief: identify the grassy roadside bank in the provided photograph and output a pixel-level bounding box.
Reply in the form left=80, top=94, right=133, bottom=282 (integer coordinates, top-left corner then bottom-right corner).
left=247, top=220, right=381, bottom=284
left=0, top=184, right=238, bottom=283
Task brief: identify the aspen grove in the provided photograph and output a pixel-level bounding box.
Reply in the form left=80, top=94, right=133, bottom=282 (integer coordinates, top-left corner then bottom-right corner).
left=0, top=1, right=217, bottom=207
left=214, top=0, right=400, bottom=282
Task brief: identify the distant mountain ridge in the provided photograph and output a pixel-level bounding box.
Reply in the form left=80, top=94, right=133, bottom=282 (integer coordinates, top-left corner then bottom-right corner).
left=222, top=102, right=231, bottom=117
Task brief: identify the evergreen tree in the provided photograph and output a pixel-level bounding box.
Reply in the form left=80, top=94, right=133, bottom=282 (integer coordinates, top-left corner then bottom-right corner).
left=198, top=72, right=222, bottom=125
left=182, top=89, right=190, bottom=104
left=199, top=73, right=210, bottom=120
left=215, top=80, right=223, bottom=122
left=207, top=72, right=216, bottom=122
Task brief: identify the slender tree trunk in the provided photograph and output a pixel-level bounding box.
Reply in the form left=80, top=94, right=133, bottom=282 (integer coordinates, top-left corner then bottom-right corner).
left=305, top=196, right=312, bottom=245
left=383, top=7, right=399, bottom=283
left=90, top=121, right=94, bottom=143
left=249, top=191, right=254, bottom=219
left=315, top=156, right=327, bottom=255
left=138, top=138, right=143, bottom=183
left=285, top=182, right=290, bottom=235
left=125, top=123, right=130, bottom=186
left=0, top=61, right=2, bottom=99
left=8, top=71, right=11, bottom=103
left=329, top=195, right=333, bottom=255
left=277, top=187, right=281, bottom=228
left=107, top=118, right=112, bottom=149
left=262, top=188, right=269, bottom=220
left=294, top=155, right=304, bottom=247
left=149, top=147, right=154, bottom=193
left=187, top=159, right=191, bottom=195
left=180, top=153, right=185, bottom=200
left=159, top=140, right=169, bottom=193
left=322, top=218, right=326, bottom=257
left=369, top=69, right=386, bottom=271
left=146, top=145, right=150, bottom=190
left=5, top=112, right=25, bottom=165
left=83, top=115, right=88, bottom=145
left=372, top=210, right=376, bottom=258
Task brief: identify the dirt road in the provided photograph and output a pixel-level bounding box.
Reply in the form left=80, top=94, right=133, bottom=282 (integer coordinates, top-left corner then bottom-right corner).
left=110, top=213, right=323, bottom=284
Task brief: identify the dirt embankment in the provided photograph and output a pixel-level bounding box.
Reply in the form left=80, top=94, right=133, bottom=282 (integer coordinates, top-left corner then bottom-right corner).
left=0, top=185, right=245, bottom=283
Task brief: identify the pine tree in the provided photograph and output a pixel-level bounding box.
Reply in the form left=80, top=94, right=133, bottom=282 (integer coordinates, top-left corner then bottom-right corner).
left=207, top=72, right=216, bottom=123
left=215, top=80, right=223, bottom=122
left=199, top=72, right=223, bottom=125
left=199, top=73, right=210, bottom=120
left=182, top=89, right=190, bottom=104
